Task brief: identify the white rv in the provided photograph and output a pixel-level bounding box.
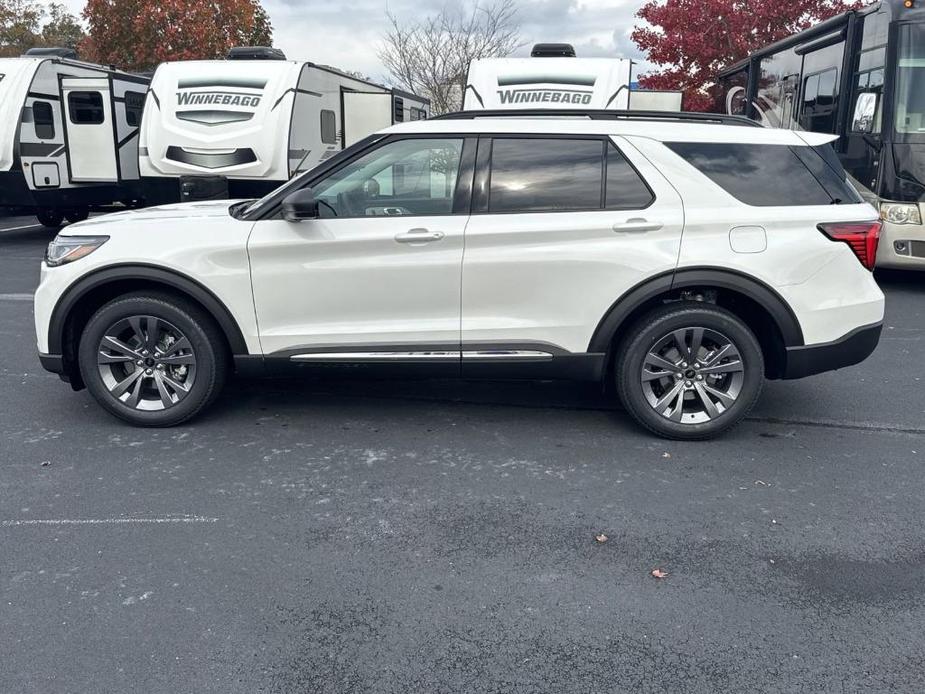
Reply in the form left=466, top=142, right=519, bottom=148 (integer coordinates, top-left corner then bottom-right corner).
left=0, top=48, right=149, bottom=226
left=464, top=43, right=635, bottom=111
left=463, top=43, right=683, bottom=114
left=139, top=48, right=429, bottom=203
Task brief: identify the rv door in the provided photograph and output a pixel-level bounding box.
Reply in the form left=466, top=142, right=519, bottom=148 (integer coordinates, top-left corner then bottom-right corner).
left=342, top=92, right=393, bottom=148
left=62, top=77, right=118, bottom=182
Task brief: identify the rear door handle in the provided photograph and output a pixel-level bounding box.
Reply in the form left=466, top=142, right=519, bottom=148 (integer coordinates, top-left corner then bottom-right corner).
left=395, top=228, right=445, bottom=244
left=612, top=218, right=664, bottom=233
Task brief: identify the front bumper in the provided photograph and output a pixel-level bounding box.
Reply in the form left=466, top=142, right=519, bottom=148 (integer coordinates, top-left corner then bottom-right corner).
left=877, top=218, right=925, bottom=270
left=782, top=322, right=882, bottom=379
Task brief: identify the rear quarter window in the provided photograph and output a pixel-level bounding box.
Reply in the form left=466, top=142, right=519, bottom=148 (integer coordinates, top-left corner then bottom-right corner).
left=666, top=142, right=861, bottom=206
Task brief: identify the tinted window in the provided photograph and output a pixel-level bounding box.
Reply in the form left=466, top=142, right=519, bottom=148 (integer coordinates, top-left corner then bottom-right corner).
left=667, top=142, right=852, bottom=206
left=489, top=138, right=603, bottom=213
left=311, top=137, right=463, bottom=217
left=800, top=69, right=837, bottom=133
left=320, top=109, right=336, bottom=145
left=68, top=91, right=104, bottom=124
left=124, top=90, right=145, bottom=127
left=32, top=101, right=55, bottom=139
left=606, top=145, right=653, bottom=209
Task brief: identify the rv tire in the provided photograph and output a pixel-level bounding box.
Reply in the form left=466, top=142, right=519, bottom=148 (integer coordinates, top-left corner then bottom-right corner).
left=36, top=208, right=64, bottom=228
left=64, top=207, right=90, bottom=224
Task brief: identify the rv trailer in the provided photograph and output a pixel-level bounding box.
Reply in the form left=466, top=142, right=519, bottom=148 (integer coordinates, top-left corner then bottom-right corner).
left=0, top=48, right=149, bottom=227
left=463, top=43, right=635, bottom=111
left=139, top=48, right=429, bottom=204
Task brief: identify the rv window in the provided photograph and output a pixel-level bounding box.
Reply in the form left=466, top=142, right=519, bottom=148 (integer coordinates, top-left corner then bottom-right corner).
left=32, top=101, right=55, bottom=139
left=309, top=137, right=464, bottom=217
left=320, top=110, right=336, bottom=145
left=409, top=107, right=426, bottom=121
left=488, top=138, right=604, bottom=213
left=124, top=91, right=145, bottom=127
left=68, top=91, right=105, bottom=125
left=895, top=24, right=925, bottom=134
left=800, top=69, right=837, bottom=133
left=667, top=142, right=853, bottom=206
left=605, top=144, right=654, bottom=210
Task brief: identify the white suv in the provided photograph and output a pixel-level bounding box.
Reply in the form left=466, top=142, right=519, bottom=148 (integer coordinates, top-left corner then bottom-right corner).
left=34, top=110, right=885, bottom=439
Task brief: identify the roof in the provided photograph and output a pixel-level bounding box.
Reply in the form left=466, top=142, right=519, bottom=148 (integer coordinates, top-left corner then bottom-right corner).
left=384, top=114, right=838, bottom=146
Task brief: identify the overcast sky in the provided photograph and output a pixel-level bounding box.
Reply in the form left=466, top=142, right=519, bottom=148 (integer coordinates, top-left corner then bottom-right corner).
left=53, top=0, right=653, bottom=82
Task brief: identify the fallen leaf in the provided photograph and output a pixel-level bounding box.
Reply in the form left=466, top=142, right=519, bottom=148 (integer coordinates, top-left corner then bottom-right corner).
left=595, top=533, right=609, bottom=544
left=651, top=568, right=669, bottom=579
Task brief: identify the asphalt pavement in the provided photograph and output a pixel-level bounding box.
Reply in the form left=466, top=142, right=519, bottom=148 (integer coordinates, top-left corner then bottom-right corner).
left=1, top=214, right=924, bottom=693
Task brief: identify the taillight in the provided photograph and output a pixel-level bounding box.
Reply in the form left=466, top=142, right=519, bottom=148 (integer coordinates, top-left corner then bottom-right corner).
left=817, top=221, right=882, bottom=271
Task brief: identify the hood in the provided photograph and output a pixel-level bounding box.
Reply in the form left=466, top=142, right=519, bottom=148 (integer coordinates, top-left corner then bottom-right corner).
left=61, top=200, right=241, bottom=233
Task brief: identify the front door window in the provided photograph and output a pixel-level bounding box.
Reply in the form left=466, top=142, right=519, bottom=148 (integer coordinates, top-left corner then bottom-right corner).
left=310, top=138, right=464, bottom=218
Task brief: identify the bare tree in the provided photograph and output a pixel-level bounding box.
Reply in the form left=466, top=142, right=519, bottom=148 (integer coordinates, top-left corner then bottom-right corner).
left=378, top=0, right=522, bottom=114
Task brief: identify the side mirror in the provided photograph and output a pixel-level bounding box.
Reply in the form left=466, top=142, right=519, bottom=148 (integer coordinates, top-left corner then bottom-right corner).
left=282, top=188, right=320, bottom=222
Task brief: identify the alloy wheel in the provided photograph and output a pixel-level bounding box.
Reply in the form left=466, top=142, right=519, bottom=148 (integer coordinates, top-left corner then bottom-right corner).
left=640, top=326, right=745, bottom=424
left=96, top=315, right=197, bottom=411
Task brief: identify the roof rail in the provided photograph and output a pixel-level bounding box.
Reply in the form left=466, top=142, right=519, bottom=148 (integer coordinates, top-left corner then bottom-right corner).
left=432, top=109, right=762, bottom=127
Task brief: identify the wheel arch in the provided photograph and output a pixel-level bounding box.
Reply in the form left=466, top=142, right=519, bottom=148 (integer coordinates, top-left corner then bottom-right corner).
left=50, top=264, right=249, bottom=388
left=589, top=267, right=804, bottom=380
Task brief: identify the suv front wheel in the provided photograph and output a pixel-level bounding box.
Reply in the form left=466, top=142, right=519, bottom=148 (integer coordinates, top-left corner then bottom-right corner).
left=615, top=303, right=764, bottom=440
left=77, top=293, right=228, bottom=426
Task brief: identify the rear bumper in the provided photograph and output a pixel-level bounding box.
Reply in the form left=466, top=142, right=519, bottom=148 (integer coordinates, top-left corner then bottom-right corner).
left=782, top=322, right=882, bottom=379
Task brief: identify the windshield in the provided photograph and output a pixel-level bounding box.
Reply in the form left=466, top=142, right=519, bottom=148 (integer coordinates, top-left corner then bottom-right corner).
left=895, top=23, right=925, bottom=134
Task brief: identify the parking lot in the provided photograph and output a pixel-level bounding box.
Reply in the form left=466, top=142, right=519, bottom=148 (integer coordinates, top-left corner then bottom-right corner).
left=1, top=214, right=924, bottom=692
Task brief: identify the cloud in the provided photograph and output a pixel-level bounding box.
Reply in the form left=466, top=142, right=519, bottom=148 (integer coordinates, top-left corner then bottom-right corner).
left=48, top=0, right=652, bottom=82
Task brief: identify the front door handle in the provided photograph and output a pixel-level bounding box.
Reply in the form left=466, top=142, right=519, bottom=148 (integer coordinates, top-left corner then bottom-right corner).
left=612, top=218, right=664, bottom=233
left=395, top=228, right=445, bottom=244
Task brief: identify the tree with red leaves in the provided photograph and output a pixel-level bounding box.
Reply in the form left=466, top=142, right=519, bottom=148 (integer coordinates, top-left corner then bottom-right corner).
left=81, top=0, right=273, bottom=72
left=632, top=0, right=866, bottom=111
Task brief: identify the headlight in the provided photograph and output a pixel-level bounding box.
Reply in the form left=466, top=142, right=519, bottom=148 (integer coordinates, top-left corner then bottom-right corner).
left=44, top=235, right=109, bottom=267
left=880, top=202, right=922, bottom=226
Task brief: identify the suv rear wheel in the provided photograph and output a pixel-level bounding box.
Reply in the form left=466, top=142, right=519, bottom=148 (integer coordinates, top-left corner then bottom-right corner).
left=615, top=303, right=764, bottom=440
left=77, top=293, right=227, bottom=426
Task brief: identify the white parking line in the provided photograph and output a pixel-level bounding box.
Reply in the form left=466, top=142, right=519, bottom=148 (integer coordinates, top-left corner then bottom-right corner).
left=0, top=224, right=42, bottom=232
left=0, top=293, right=33, bottom=302
left=1, top=516, right=218, bottom=527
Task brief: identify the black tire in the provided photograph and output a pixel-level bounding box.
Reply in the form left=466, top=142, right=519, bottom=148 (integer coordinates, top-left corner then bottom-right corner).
left=64, top=207, right=90, bottom=224
left=615, top=303, right=764, bottom=440
left=77, top=292, right=228, bottom=427
left=36, top=208, right=64, bottom=228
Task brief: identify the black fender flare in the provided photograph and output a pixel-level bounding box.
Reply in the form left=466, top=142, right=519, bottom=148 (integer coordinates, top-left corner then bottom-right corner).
left=587, top=267, right=805, bottom=353
left=48, top=264, right=249, bottom=355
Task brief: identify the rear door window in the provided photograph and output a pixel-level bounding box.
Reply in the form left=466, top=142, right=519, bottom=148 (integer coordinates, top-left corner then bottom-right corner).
left=488, top=138, right=604, bottom=213
left=666, top=142, right=859, bottom=206
left=606, top=144, right=654, bottom=209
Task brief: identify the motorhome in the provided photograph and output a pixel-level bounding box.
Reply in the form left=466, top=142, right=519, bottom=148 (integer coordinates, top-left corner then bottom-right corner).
left=0, top=48, right=149, bottom=227
left=139, top=48, right=429, bottom=203
left=717, top=0, right=925, bottom=269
